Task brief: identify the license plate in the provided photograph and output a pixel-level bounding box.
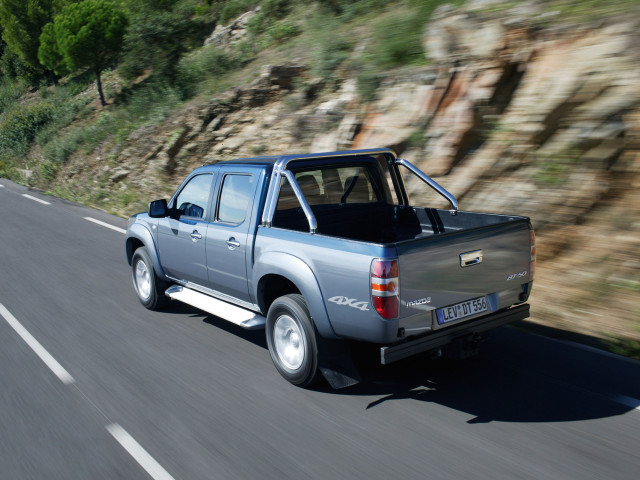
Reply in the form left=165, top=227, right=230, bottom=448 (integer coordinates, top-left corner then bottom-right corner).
left=436, top=297, right=488, bottom=325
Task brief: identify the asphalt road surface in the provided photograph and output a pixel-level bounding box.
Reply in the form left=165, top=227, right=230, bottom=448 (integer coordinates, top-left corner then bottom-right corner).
left=1, top=179, right=639, bottom=480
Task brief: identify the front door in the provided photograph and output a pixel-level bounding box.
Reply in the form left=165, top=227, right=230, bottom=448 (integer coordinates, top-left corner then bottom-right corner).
left=157, top=173, right=215, bottom=285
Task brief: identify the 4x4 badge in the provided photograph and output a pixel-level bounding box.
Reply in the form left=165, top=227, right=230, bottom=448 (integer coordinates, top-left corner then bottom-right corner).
left=328, top=296, right=369, bottom=311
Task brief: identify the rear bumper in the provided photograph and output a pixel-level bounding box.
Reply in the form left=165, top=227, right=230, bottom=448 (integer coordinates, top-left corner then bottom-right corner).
left=380, top=304, right=530, bottom=365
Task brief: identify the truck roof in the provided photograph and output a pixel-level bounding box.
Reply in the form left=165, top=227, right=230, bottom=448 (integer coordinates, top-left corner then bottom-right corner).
left=206, top=148, right=396, bottom=169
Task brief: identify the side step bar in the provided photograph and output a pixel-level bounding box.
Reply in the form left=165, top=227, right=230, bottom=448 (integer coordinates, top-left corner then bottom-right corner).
left=380, top=304, right=530, bottom=365
left=165, top=286, right=266, bottom=330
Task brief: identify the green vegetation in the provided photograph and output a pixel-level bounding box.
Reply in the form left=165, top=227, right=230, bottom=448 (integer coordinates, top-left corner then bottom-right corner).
left=0, top=0, right=59, bottom=75
left=606, top=336, right=640, bottom=361
left=0, top=101, right=55, bottom=158
left=38, top=0, right=128, bottom=106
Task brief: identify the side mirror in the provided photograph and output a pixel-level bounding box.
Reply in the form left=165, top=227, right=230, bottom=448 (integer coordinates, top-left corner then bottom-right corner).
left=149, top=199, right=168, bottom=218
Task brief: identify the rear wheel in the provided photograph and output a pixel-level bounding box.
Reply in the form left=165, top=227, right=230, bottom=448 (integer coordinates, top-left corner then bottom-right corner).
left=266, top=294, right=322, bottom=387
left=132, top=247, right=168, bottom=310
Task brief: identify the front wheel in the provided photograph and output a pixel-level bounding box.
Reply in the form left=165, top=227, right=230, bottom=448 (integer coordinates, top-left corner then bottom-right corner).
left=131, top=247, right=168, bottom=310
left=266, top=294, right=322, bottom=387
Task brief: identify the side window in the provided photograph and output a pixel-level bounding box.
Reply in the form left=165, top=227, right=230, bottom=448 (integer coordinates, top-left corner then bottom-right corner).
left=174, top=174, right=213, bottom=219
left=217, top=174, right=253, bottom=224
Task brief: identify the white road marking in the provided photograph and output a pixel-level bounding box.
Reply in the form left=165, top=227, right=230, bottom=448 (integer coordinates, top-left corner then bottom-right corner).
left=84, top=217, right=126, bottom=234
left=22, top=194, right=51, bottom=205
left=107, top=424, right=175, bottom=480
left=612, top=394, right=640, bottom=411
left=0, top=303, right=75, bottom=385
left=0, top=184, right=4, bottom=187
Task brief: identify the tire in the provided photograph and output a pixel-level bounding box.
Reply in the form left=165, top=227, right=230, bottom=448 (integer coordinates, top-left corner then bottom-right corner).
left=131, top=246, right=168, bottom=310
left=266, top=294, right=322, bottom=388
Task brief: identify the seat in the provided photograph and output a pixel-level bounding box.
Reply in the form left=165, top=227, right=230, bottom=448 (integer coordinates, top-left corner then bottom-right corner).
left=275, top=179, right=298, bottom=211
left=342, top=175, right=371, bottom=203
left=296, top=174, right=320, bottom=197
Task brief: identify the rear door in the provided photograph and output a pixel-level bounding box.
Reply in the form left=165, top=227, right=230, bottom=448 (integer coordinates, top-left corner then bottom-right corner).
left=205, top=167, right=262, bottom=303
left=397, top=217, right=531, bottom=334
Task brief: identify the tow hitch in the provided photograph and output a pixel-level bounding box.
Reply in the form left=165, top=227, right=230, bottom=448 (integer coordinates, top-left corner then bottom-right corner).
left=442, top=332, right=487, bottom=360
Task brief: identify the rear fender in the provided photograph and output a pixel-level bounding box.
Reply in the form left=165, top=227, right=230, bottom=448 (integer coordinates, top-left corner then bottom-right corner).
left=253, top=252, right=337, bottom=339
left=125, top=223, right=166, bottom=279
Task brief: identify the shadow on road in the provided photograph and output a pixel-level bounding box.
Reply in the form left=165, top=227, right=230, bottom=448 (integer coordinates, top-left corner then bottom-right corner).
left=166, top=301, right=639, bottom=423
left=329, top=327, right=640, bottom=423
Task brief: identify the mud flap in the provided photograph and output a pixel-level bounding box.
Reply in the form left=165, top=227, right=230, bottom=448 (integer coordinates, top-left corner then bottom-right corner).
left=317, top=337, right=361, bottom=389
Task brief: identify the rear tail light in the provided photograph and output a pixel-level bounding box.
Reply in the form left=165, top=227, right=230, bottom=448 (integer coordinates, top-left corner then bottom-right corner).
left=530, top=228, right=536, bottom=280
left=371, top=259, right=399, bottom=319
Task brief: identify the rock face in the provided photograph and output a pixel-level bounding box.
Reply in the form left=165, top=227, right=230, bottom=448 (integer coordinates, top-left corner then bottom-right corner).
left=204, top=8, right=261, bottom=48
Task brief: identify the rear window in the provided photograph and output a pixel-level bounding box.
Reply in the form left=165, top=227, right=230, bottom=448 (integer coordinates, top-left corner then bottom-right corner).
left=276, top=158, right=398, bottom=211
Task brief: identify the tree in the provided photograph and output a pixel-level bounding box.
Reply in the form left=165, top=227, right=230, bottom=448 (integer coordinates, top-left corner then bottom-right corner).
left=38, top=0, right=127, bottom=105
left=37, top=22, right=66, bottom=79
left=119, top=0, right=213, bottom=83
left=0, top=0, right=68, bottom=82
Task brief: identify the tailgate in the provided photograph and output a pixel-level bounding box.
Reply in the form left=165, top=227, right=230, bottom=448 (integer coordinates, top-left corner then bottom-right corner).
left=396, top=217, right=531, bottom=333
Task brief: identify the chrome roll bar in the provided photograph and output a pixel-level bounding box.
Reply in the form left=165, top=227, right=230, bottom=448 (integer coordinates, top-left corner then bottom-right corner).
left=394, top=158, right=458, bottom=213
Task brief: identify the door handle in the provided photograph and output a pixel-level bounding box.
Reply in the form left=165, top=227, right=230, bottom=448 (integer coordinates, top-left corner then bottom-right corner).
left=226, top=237, right=241, bottom=249
left=191, top=230, right=203, bottom=240
left=460, top=250, right=483, bottom=267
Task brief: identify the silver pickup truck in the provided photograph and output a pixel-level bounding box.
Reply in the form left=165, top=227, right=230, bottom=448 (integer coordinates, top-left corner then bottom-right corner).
left=125, top=148, right=535, bottom=388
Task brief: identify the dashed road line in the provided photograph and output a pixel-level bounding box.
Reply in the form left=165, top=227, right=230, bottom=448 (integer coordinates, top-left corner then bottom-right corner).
left=84, top=217, right=126, bottom=234
left=22, top=193, right=51, bottom=205
left=1, top=302, right=175, bottom=477
left=0, top=302, right=75, bottom=385
left=107, top=424, right=176, bottom=480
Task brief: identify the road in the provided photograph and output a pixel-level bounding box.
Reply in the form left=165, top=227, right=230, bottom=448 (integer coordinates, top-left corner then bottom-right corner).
left=1, top=179, right=639, bottom=480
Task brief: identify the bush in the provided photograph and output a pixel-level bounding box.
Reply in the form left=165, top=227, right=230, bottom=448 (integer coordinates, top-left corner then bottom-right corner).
left=313, top=34, right=352, bottom=77
left=41, top=81, right=182, bottom=164
left=176, top=46, right=240, bottom=98
left=0, top=79, right=26, bottom=115
left=317, top=0, right=393, bottom=19
left=38, top=160, right=59, bottom=182
left=265, top=21, right=301, bottom=43
left=219, top=0, right=256, bottom=25
left=367, top=11, right=428, bottom=68
left=356, top=69, right=380, bottom=102
left=261, top=0, right=296, bottom=18
left=36, top=86, right=93, bottom=146
left=0, top=101, right=55, bottom=158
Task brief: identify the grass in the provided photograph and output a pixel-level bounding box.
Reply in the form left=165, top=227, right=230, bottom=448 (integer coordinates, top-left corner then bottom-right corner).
left=544, top=0, right=640, bottom=23
left=607, top=336, right=640, bottom=361
left=0, top=79, right=27, bottom=115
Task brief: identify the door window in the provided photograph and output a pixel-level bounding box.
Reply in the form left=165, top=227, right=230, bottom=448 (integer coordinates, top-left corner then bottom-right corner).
left=217, top=174, right=253, bottom=224
left=174, top=174, right=213, bottom=219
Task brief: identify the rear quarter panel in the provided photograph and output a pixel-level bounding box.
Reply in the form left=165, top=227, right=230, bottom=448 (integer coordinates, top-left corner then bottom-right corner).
left=252, top=227, right=399, bottom=343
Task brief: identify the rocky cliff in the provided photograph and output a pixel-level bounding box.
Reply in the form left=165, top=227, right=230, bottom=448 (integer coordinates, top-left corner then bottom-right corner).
left=55, top=1, right=640, bottom=354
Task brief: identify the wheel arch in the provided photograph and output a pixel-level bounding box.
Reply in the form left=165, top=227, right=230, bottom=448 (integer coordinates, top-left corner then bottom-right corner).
left=254, top=252, right=337, bottom=339
left=125, top=224, right=166, bottom=279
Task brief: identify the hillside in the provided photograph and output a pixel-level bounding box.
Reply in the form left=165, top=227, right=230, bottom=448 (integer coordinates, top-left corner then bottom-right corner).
left=1, top=0, right=639, bottom=358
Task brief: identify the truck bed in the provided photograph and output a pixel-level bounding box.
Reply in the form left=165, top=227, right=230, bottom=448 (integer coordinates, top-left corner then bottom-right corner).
left=272, top=203, right=524, bottom=245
